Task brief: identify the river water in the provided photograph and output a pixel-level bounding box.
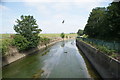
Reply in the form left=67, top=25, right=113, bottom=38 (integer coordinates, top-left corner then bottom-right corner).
left=3, top=40, right=101, bottom=79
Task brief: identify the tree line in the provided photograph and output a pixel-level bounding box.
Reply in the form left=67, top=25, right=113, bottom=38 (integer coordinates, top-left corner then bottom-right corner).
left=78, top=2, right=120, bottom=41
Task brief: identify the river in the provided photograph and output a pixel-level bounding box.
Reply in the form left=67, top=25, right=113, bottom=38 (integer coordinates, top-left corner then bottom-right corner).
left=3, top=39, right=101, bottom=79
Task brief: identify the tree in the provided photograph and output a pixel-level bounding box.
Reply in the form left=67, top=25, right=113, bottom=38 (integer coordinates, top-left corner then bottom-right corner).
left=77, top=29, right=83, bottom=36
left=106, top=2, right=120, bottom=40
left=84, top=7, right=106, bottom=38
left=83, top=2, right=120, bottom=41
left=60, top=33, right=65, bottom=39
left=14, top=15, right=42, bottom=48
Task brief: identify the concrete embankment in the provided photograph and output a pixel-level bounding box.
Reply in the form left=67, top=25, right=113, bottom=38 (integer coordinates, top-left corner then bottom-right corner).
left=2, top=38, right=66, bottom=67
left=76, top=39, right=120, bottom=79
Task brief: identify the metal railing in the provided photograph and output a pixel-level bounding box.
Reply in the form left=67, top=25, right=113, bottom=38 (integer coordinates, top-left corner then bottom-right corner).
left=77, top=37, right=120, bottom=52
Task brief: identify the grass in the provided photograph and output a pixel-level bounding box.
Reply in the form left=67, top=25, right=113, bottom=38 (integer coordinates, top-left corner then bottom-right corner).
left=0, top=33, right=77, bottom=39
left=0, top=38, right=13, bottom=56
left=77, top=38, right=120, bottom=61
left=39, top=33, right=77, bottom=38
left=0, top=34, right=14, bottom=39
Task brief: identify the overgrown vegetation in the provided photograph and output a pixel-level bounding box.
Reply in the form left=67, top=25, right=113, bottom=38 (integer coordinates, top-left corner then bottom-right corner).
left=40, top=37, right=50, bottom=48
left=1, top=39, right=13, bottom=56
left=92, top=43, right=119, bottom=60
left=95, top=45, right=115, bottom=55
left=77, top=38, right=120, bottom=61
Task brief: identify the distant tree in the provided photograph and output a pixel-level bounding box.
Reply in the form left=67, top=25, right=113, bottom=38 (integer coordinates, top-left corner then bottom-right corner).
left=60, top=33, right=65, bottom=39
left=77, top=29, right=83, bottom=36
left=14, top=15, right=42, bottom=48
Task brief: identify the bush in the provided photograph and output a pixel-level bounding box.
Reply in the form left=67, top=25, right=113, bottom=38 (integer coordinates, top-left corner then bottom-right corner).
left=60, top=33, right=65, bottom=39
left=40, top=37, right=50, bottom=47
left=95, top=45, right=115, bottom=55
left=13, top=35, right=29, bottom=51
left=1, top=39, right=13, bottom=56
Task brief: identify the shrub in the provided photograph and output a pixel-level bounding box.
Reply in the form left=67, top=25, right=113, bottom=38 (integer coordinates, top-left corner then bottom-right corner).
left=1, top=39, right=13, bottom=56
left=60, top=33, right=65, bottom=39
left=13, top=35, right=29, bottom=51
left=40, top=37, right=50, bottom=47
left=95, top=45, right=115, bottom=55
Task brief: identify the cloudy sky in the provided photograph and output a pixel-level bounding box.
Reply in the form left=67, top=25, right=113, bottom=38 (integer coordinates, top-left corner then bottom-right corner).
left=0, top=0, right=113, bottom=33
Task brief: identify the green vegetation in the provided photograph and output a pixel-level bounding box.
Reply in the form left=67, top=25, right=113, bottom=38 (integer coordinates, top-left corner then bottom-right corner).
left=0, top=34, right=13, bottom=39
left=1, top=33, right=76, bottom=56
left=1, top=39, right=13, bottom=56
left=83, top=2, right=120, bottom=41
left=77, top=2, right=120, bottom=60
left=77, top=38, right=120, bottom=61
left=40, top=37, right=50, bottom=48
left=77, top=29, right=83, bottom=36
left=82, top=34, right=88, bottom=38
left=93, top=44, right=119, bottom=60
left=1, top=15, right=76, bottom=56
left=12, top=35, right=29, bottom=51
left=14, top=15, right=42, bottom=51
left=95, top=45, right=115, bottom=55
left=40, top=34, right=60, bottom=38
left=60, top=33, right=65, bottom=39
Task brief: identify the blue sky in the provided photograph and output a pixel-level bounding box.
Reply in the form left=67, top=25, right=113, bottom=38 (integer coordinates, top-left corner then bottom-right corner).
left=0, top=0, right=113, bottom=33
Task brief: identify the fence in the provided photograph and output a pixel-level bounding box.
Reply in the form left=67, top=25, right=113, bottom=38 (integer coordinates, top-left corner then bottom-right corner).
left=77, top=37, right=120, bottom=52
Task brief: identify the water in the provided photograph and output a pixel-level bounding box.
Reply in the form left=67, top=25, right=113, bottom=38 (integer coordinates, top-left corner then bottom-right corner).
left=2, top=40, right=101, bottom=79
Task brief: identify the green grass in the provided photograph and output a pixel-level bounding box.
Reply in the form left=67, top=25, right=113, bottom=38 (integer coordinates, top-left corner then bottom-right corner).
left=39, top=33, right=77, bottom=38
left=1, top=33, right=77, bottom=39
left=39, top=34, right=60, bottom=38
left=0, top=34, right=14, bottom=39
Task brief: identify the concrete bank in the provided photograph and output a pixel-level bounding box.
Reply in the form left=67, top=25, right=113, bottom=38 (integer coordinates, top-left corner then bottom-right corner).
left=76, top=39, right=120, bottom=79
left=2, top=39, right=65, bottom=67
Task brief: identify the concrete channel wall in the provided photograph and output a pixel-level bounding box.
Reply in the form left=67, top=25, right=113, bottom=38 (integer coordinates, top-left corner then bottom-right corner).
left=76, top=39, right=120, bottom=79
left=2, top=39, right=63, bottom=67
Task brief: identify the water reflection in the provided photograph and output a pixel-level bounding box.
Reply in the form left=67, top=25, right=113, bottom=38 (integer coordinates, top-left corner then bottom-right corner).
left=3, top=40, right=101, bottom=79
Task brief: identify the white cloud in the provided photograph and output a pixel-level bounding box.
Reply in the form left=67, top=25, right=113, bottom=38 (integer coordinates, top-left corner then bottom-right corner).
left=1, top=0, right=113, bottom=33
left=23, top=1, right=113, bottom=33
